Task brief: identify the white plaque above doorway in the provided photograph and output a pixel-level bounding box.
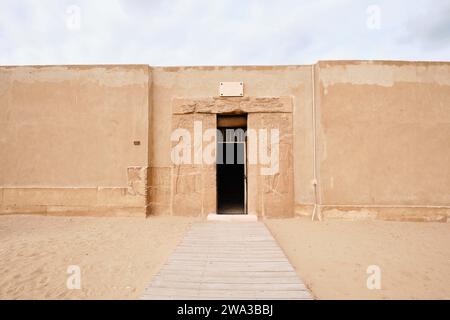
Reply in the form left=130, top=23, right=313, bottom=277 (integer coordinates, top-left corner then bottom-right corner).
left=219, top=81, right=244, bottom=97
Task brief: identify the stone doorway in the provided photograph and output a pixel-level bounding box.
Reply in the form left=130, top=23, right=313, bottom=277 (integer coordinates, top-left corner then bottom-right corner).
left=217, top=115, right=247, bottom=214
left=166, top=96, right=294, bottom=218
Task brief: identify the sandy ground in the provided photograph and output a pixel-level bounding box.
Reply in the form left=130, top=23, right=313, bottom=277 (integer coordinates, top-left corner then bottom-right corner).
left=266, top=218, right=450, bottom=299
left=0, top=215, right=195, bottom=299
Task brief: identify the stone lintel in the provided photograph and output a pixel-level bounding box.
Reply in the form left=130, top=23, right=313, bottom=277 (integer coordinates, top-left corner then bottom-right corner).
left=172, top=96, right=292, bottom=114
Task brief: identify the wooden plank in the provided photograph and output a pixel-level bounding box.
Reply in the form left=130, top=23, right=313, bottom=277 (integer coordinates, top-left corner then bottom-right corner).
left=168, top=256, right=287, bottom=261
left=161, top=265, right=294, bottom=272
left=143, top=287, right=312, bottom=299
left=151, top=275, right=302, bottom=284
left=170, top=253, right=285, bottom=258
left=173, top=248, right=284, bottom=254
left=149, top=280, right=307, bottom=291
left=164, top=261, right=294, bottom=268
left=155, top=270, right=301, bottom=278
left=142, top=295, right=311, bottom=300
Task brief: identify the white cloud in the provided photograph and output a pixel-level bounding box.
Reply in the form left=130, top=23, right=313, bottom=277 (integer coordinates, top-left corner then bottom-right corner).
left=0, top=0, right=449, bottom=65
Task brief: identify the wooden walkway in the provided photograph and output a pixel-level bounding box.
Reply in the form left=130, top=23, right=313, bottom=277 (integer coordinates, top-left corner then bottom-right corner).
left=141, top=222, right=313, bottom=300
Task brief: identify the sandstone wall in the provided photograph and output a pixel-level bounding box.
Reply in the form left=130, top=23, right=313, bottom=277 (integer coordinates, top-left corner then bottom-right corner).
left=1, top=61, right=448, bottom=220
left=315, top=61, right=450, bottom=221
left=0, top=65, right=150, bottom=216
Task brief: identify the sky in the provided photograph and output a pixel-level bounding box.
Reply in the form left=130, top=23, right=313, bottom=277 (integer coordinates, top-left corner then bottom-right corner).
left=0, top=0, right=449, bottom=66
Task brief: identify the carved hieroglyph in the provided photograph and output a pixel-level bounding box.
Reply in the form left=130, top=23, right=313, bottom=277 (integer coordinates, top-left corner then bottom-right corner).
left=247, top=113, right=294, bottom=218
left=171, top=113, right=216, bottom=216
left=127, top=166, right=148, bottom=196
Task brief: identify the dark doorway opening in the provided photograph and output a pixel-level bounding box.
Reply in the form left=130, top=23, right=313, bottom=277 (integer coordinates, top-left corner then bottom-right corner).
left=217, top=115, right=247, bottom=214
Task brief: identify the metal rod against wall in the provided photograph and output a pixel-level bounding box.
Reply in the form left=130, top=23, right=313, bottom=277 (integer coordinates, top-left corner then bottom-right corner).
left=311, top=65, right=321, bottom=221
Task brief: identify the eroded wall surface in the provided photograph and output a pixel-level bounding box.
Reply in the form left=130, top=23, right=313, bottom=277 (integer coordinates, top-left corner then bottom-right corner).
left=0, top=65, right=150, bottom=216
left=315, top=61, right=450, bottom=221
